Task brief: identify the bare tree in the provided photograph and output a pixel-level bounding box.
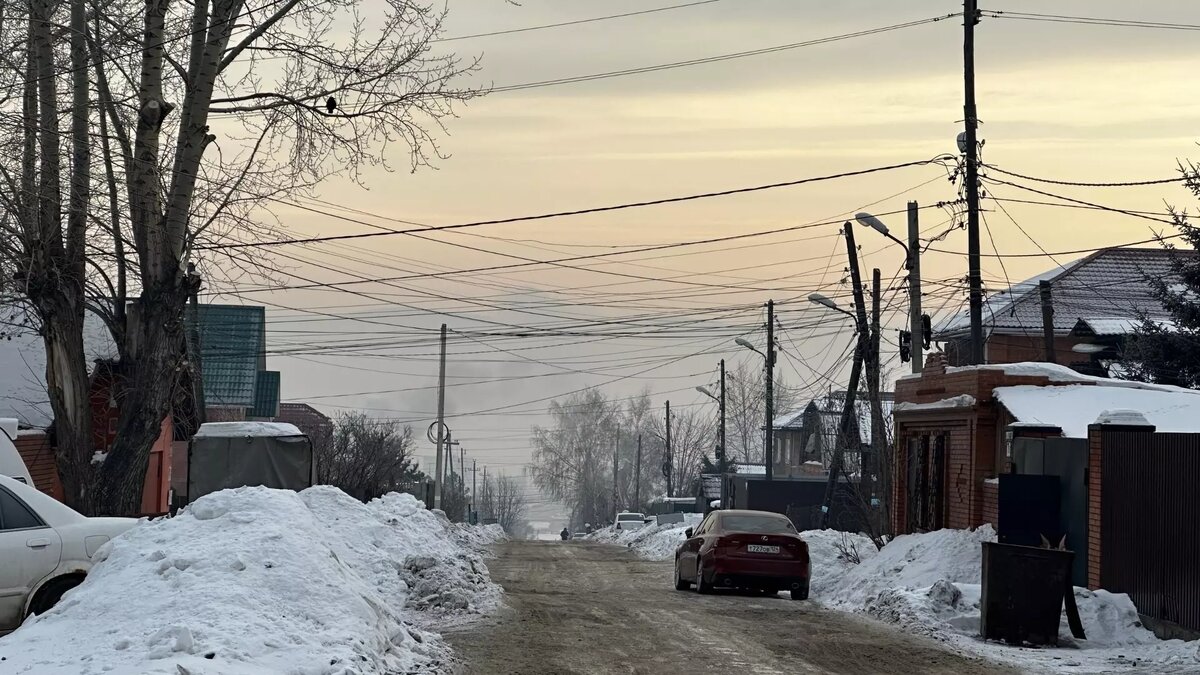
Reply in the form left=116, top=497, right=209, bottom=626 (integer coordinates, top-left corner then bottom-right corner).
left=725, top=363, right=799, bottom=465
left=647, top=406, right=713, bottom=499
left=317, top=413, right=423, bottom=502
left=0, top=0, right=480, bottom=513
left=492, top=474, right=527, bottom=535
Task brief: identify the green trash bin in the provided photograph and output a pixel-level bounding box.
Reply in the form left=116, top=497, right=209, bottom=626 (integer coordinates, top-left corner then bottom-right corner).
left=980, top=541, right=1073, bottom=646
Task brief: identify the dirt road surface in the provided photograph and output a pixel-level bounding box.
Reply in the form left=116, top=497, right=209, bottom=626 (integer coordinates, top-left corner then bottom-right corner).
left=446, top=540, right=1014, bottom=675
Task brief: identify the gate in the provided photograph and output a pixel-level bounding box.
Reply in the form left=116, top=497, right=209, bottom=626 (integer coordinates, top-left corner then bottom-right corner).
left=1101, top=430, right=1200, bottom=632
left=907, top=434, right=947, bottom=532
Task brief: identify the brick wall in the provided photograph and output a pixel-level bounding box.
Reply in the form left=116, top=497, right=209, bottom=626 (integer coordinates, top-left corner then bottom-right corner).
left=892, top=419, right=974, bottom=533
left=981, top=479, right=998, bottom=526
left=1087, top=425, right=1103, bottom=589
left=15, top=431, right=63, bottom=500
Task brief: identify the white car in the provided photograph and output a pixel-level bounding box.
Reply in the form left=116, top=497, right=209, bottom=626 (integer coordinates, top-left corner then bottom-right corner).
left=0, top=474, right=137, bottom=633
left=614, top=512, right=647, bottom=531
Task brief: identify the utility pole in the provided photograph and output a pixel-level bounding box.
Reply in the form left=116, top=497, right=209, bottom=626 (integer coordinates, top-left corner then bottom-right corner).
left=765, top=300, right=776, bottom=481
left=460, top=445, right=466, bottom=520
left=433, top=323, right=447, bottom=509
left=964, top=0, right=985, bottom=364
left=613, top=427, right=620, bottom=519
left=186, top=263, right=206, bottom=430
left=635, top=434, right=642, bottom=509
left=907, top=201, right=924, bottom=374
left=665, top=401, right=673, bottom=497
left=471, top=459, right=477, bottom=525
left=865, top=268, right=887, bottom=520
left=718, top=358, right=726, bottom=471
left=821, top=223, right=869, bottom=528
left=1039, top=280, right=1057, bottom=364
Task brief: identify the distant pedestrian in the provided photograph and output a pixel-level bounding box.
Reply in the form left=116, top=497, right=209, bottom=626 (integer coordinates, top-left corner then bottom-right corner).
left=560, top=527, right=570, bottom=541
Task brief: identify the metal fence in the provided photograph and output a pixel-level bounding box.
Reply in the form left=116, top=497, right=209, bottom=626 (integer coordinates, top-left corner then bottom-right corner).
left=1100, top=430, right=1200, bottom=632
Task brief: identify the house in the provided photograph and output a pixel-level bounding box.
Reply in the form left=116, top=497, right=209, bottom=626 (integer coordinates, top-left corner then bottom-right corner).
left=934, top=247, right=1182, bottom=370
left=275, top=403, right=333, bottom=441
left=772, top=392, right=894, bottom=477
left=892, top=352, right=1200, bottom=633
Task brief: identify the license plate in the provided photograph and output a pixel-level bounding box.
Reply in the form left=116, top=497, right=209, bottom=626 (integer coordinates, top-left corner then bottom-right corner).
left=746, top=544, right=780, bottom=554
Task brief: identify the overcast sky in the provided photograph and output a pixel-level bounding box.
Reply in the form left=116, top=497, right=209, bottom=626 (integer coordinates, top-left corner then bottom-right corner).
left=212, top=1, right=1200, bottom=526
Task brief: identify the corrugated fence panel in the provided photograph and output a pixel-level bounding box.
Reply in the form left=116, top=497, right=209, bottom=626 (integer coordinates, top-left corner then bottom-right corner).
left=1101, top=431, right=1200, bottom=631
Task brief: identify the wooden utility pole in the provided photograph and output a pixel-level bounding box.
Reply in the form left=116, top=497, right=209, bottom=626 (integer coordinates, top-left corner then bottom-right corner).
left=471, top=459, right=477, bottom=525
left=635, top=434, right=642, bottom=508
left=765, top=299, right=776, bottom=480
left=433, top=323, right=447, bottom=509
left=865, top=268, right=887, bottom=515
left=964, top=0, right=985, bottom=364
left=820, top=223, right=868, bottom=528
left=907, top=201, right=924, bottom=374
left=665, top=401, right=673, bottom=497
left=613, top=428, right=620, bottom=518
left=1040, top=280, right=1057, bottom=364
left=718, top=358, right=726, bottom=471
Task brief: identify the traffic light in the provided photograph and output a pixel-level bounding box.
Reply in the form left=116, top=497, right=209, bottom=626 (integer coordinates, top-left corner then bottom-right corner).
left=899, top=330, right=912, bottom=363
left=921, top=314, right=932, bottom=349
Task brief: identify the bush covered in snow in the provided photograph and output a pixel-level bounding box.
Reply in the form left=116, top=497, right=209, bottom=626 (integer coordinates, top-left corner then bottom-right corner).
left=0, top=486, right=503, bottom=674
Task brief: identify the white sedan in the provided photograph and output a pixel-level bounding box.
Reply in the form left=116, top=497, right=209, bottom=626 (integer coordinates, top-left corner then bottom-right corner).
left=0, top=474, right=136, bottom=633
left=614, top=512, right=648, bottom=531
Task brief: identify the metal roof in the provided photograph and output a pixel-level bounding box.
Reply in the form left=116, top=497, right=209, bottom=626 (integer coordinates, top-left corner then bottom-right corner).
left=250, top=370, right=280, bottom=419
left=935, top=248, right=1183, bottom=339
left=192, top=305, right=266, bottom=409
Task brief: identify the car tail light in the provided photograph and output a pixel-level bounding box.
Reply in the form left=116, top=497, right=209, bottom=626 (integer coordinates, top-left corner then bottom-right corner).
left=715, top=536, right=742, bottom=550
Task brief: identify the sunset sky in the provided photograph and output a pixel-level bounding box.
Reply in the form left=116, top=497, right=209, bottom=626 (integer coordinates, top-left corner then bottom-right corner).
left=214, top=1, right=1200, bottom=521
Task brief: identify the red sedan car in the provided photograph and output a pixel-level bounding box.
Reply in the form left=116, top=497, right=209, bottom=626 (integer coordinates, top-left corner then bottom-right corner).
left=674, top=509, right=810, bottom=600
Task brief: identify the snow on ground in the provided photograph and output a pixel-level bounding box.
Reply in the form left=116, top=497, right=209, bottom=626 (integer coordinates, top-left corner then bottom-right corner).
left=809, top=526, right=1200, bottom=674
left=0, top=486, right=503, bottom=674
left=588, top=514, right=703, bottom=559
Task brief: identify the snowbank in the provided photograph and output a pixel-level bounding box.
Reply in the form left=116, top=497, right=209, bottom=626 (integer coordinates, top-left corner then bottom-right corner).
left=0, top=486, right=502, bottom=674
left=809, top=525, right=1200, bottom=673
left=589, top=514, right=703, bottom=560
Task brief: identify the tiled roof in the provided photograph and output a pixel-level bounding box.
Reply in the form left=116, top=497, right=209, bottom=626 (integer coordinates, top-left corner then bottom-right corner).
left=935, top=247, right=1184, bottom=339
left=250, top=370, right=280, bottom=419
left=276, top=403, right=334, bottom=438
left=192, top=305, right=265, bottom=408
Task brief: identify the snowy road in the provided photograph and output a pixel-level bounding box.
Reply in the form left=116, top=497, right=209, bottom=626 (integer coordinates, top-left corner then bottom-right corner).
left=446, top=540, right=1015, bottom=674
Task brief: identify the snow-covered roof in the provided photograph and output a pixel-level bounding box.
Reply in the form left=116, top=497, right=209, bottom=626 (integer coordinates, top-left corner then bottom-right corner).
left=935, top=248, right=1179, bottom=339
left=194, top=421, right=305, bottom=438
left=0, top=306, right=117, bottom=428
left=994, top=384, right=1200, bottom=439
left=947, top=361, right=1198, bottom=394
left=735, top=463, right=766, bottom=476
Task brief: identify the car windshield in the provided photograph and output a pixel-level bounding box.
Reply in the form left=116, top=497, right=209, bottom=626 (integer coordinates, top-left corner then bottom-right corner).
left=617, top=514, right=643, bottom=521
left=719, top=515, right=796, bottom=534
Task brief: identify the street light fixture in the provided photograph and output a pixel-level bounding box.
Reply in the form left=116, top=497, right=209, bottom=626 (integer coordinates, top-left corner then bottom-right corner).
left=734, top=337, right=762, bottom=355
left=856, top=212, right=911, bottom=269
left=808, top=293, right=856, bottom=321
left=695, top=385, right=717, bottom=401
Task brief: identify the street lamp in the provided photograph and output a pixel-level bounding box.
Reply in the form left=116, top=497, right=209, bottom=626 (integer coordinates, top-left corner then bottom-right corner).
left=808, top=293, right=856, bottom=321
left=734, top=337, right=761, bottom=355
left=856, top=209, right=924, bottom=374
left=695, top=385, right=717, bottom=401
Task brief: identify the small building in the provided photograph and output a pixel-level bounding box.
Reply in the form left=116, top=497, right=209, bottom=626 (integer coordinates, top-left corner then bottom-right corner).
left=892, top=353, right=1200, bottom=633
left=933, top=247, right=1181, bottom=370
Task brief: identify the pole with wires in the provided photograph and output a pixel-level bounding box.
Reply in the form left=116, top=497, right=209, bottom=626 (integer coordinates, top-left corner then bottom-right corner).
left=963, top=0, right=985, bottom=364
left=765, top=300, right=776, bottom=481
left=433, top=323, right=447, bottom=510
left=665, top=401, right=673, bottom=497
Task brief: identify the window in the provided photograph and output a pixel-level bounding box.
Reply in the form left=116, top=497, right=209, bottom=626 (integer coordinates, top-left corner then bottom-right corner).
left=695, top=514, right=715, bottom=535
left=718, top=514, right=796, bottom=534
left=0, top=487, right=44, bottom=530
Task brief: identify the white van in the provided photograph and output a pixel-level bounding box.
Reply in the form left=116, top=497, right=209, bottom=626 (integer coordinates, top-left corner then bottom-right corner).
left=0, top=418, right=34, bottom=486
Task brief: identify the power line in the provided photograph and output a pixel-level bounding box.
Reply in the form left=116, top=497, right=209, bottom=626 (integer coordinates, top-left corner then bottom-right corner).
left=489, top=14, right=959, bottom=93
left=436, top=1, right=723, bottom=42
left=982, top=10, right=1200, bottom=32
left=986, top=165, right=1184, bottom=188
left=200, top=157, right=951, bottom=251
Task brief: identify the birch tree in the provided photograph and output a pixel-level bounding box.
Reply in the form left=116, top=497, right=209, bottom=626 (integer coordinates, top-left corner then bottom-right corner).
left=0, top=0, right=479, bottom=513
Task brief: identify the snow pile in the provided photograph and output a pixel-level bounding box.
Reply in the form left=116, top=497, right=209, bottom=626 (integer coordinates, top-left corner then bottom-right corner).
left=452, top=522, right=507, bottom=552
left=809, top=525, right=1200, bottom=673
left=0, top=486, right=502, bottom=674
left=589, top=514, right=703, bottom=560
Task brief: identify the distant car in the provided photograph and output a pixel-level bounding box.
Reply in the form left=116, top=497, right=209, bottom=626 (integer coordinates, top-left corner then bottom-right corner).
left=614, top=512, right=646, bottom=531
left=0, top=418, right=34, bottom=486
left=673, top=509, right=810, bottom=600
left=571, top=532, right=587, bottom=539
left=0, top=474, right=137, bottom=633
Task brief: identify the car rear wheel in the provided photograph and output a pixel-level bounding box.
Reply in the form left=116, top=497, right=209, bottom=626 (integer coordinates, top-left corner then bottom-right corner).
left=790, top=582, right=809, bottom=601
left=695, top=560, right=714, bottom=594
left=673, top=559, right=691, bottom=590
left=27, top=575, right=84, bottom=617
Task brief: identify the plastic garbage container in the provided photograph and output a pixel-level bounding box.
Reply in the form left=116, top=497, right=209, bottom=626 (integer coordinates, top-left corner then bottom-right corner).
left=980, top=541, right=1073, bottom=646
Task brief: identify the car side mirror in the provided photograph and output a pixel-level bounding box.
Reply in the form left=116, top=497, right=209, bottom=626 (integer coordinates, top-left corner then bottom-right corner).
left=684, top=528, right=693, bottom=538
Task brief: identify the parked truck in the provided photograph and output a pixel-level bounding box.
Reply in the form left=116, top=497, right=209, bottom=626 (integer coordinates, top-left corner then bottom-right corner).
left=186, top=422, right=315, bottom=503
